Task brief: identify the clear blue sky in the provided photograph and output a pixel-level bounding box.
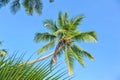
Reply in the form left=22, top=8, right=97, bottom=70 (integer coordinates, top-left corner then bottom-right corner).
left=0, top=0, right=120, bottom=80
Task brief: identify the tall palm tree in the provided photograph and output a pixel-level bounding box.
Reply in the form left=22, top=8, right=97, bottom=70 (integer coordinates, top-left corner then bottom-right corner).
left=0, top=54, right=70, bottom=80
left=34, top=12, right=97, bottom=75
left=0, top=42, right=7, bottom=57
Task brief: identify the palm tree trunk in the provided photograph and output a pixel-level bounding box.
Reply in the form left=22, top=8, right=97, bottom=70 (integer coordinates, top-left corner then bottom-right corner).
left=25, top=52, right=54, bottom=65
left=52, top=40, right=65, bottom=64
left=23, top=40, right=65, bottom=65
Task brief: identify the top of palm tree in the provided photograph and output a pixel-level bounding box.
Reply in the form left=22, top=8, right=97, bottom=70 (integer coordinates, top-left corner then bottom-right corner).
left=34, top=12, right=97, bottom=76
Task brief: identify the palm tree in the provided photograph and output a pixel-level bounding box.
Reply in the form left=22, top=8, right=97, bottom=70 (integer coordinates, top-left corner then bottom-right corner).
left=0, top=54, right=70, bottom=80
left=0, top=42, right=7, bottom=57
left=0, top=0, right=54, bottom=15
left=34, top=12, right=97, bottom=76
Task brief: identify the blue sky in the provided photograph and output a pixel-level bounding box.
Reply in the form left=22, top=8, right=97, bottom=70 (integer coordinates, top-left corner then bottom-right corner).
left=0, top=0, right=120, bottom=80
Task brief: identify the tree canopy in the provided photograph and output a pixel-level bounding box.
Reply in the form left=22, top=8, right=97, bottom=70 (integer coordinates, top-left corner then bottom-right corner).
left=0, top=0, right=54, bottom=15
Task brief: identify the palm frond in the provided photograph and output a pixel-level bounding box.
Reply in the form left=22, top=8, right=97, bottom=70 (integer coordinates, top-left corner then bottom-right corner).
left=71, top=44, right=94, bottom=60
left=0, top=0, right=10, bottom=8
left=64, top=47, right=74, bottom=76
left=64, top=11, right=69, bottom=20
left=54, top=29, right=66, bottom=39
left=54, top=29, right=69, bottom=36
left=0, top=0, right=55, bottom=15
left=0, top=42, right=2, bottom=46
left=44, top=19, right=58, bottom=32
left=73, top=31, right=97, bottom=42
left=64, top=11, right=69, bottom=25
left=58, top=11, right=71, bottom=30
left=34, top=32, right=56, bottom=42
left=34, top=0, right=43, bottom=15
left=37, top=40, right=55, bottom=54
left=0, top=49, right=7, bottom=57
left=23, top=0, right=34, bottom=15
left=58, top=12, right=64, bottom=28
left=49, top=0, right=54, bottom=3
left=0, top=54, right=70, bottom=80
left=82, top=50, right=94, bottom=60
left=70, top=15, right=85, bottom=30
left=10, top=0, right=20, bottom=14
left=71, top=44, right=84, bottom=57
left=69, top=47, right=85, bottom=67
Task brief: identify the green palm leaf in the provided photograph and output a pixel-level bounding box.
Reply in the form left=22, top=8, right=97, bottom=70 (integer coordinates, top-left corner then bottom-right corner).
left=64, top=12, right=69, bottom=20
left=44, top=19, right=58, bottom=32
left=0, top=54, right=70, bottom=80
left=58, top=12, right=71, bottom=30
left=54, top=29, right=66, bottom=38
left=22, top=0, right=33, bottom=15
left=0, top=42, right=7, bottom=57
left=70, top=15, right=85, bottom=30
left=0, top=0, right=56, bottom=15
left=0, top=42, right=2, bottom=46
left=69, top=47, right=85, bottom=67
left=34, top=32, right=56, bottom=42
left=22, top=0, right=43, bottom=15
left=0, top=49, right=7, bottom=57
left=58, top=12, right=65, bottom=28
left=10, top=0, right=20, bottom=14
left=37, top=40, right=55, bottom=54
left=82, top=50, right=94, bottom=60
left=0, top=0, right=10, bottom=8
left=73, top=31, right=97, bottom=42
left=34, top=0, right=42, bottom=15
left=71, top=44, right=94, bottom=60
left=64, top=47, right=74, bottom=76
left=49, top=0, right=54, bottom=3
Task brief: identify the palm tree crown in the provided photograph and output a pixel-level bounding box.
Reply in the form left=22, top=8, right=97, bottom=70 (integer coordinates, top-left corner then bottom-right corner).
left=34, top=12, right=97, bottom=76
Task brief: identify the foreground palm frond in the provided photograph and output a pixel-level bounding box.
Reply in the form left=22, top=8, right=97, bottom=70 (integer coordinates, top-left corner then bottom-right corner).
left=0, top=54, right=70, bottom=80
